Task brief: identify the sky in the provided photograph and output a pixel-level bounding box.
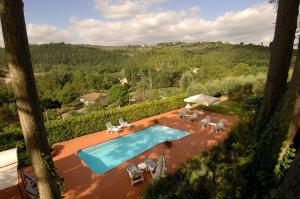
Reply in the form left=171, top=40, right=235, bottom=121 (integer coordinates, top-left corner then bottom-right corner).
left=8, top=0, right=276, bottom=46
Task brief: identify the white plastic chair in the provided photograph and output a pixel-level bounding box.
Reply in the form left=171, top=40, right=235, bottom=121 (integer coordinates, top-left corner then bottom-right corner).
left=200, top=115, right=212, bottom=127
left=213, top=119, right=225, bottom=131
left=106, top=122, right=121, bottom=133
left=126, top=163, right=144, bottom=186
left=119, top=118, right=133, bottom=128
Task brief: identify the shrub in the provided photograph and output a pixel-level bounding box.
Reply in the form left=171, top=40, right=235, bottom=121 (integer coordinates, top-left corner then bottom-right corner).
left=228, top=82, right=253, bottom=101
left=0, top=95, right=185, bottom=167
left=241, top=96, right=263, bottom=111
left=0, top=84, right=14, bottom=105
left=188, top=73, right=266, bottom=99
left=57, top=83, right=79, bottom=104
left=180, top=71, right=194, bottom=90
left=108, top=84, right=129, bottom=106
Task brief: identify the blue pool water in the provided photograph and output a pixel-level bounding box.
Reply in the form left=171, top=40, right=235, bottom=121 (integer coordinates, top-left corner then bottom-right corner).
left=77, top=125, right=189, bottom=174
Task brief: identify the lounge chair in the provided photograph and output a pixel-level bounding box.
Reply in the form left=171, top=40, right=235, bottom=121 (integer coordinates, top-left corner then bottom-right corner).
left=187, top=112, right=199, bottom=122
left=177, top=110, right=188, bottom=118
left=25, top=184, right=39, bottom=198
left=145, top=159, right=158, bottom=178
left=106, top=122, right=121, bottom=133
left=200, top=115, right=212, bottom=127
left=196, top=109, right=204, bottom=115
left=126, top=163, right=144, bottom=186
left=119, top=118, right=133, bottom=128
left=213, top=119, right=225, bottom=131
left=24, top=172, right=37, bottom=186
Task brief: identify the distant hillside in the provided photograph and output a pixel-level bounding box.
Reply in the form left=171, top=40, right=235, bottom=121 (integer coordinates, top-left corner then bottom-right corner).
left=0, top=43, right=130, bottom=71
left=0, top=42, right=274, bottom=75
left=124, top=42, right=271, bottom=70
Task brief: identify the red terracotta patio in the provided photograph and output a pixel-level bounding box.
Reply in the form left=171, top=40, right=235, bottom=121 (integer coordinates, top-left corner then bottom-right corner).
left=1, top=109, right=237, bottom=199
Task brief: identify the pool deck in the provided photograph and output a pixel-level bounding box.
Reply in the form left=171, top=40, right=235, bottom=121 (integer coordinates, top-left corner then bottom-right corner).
left=1, top=109, right=238, bottom=199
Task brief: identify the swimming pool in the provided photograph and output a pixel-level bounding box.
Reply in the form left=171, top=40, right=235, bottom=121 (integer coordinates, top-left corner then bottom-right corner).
left=77, top=125, right=190, bottom=174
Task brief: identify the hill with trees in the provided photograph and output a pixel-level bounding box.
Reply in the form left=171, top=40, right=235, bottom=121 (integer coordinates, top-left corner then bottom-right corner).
left=0, top=41, right=283, bottom=132
left=0, top=42, right=271, bottom=72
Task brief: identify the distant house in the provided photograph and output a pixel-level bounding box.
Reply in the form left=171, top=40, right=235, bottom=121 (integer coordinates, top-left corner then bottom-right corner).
left=192, top=68, right=199, bottom=74
left=120, top=77, right=128, bottom=85
left=80, top=92, right=107, bottom=105
left=129, top=92, right=136, bottom=103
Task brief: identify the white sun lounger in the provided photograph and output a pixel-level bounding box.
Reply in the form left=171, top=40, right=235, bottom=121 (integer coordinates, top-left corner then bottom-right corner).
left=24, top=172, right=37, bottom=186
left=187, top=112, right=199, bottom=122
left=177, top=110, right=188, bottom=118
left=106, top=122, right=121, bottom=133
left=213, top=119, right=225, bottom=131
left=119, top=118, right=133, bottom=128
left=200, top=115, right=212, bottom=127
left=25, top=184, right=39, bottom=198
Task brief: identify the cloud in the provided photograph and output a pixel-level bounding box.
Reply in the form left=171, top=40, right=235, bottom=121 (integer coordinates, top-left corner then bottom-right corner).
left=69, top=3, right=276, bottom=45
left=69, top=10, right=189, bottom=45
left=210, top=4, right=275, bottom=44
left=94, top=0, right=167, bottom=19
left=0, top=23, right=77, bottom=47
left=0, top=3, right=276, bottom=46
left=26, top=24, right=76, bottom=44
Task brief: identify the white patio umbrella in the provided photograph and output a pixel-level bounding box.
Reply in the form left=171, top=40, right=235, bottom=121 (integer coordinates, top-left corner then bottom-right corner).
left=153, top=154, right=168, bottom=181
left=184, top=94, right=220, bottom=106
left=0, top=148, right=18, bottom=191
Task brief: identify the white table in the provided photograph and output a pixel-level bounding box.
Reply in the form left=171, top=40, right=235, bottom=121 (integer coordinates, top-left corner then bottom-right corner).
left=138, top=162, right=147, bottom=171
left=208, top=122, right=216, bottom=127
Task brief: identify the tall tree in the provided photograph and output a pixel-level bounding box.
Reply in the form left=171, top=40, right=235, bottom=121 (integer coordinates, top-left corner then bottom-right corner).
left=250, top=2, right=300, bottom=197
left=0, top=0, right=60, bottom=198
left=278, top=36, right=300, bottom=160
left=257, top=0, right=299, bottom=131
left=272, top=37, right=300, bottom=198
left=277, top=145, right=300, bottom=199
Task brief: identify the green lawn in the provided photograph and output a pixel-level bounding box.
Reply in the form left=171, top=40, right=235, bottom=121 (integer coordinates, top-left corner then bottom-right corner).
left=198, top=100, right=244, bottom=117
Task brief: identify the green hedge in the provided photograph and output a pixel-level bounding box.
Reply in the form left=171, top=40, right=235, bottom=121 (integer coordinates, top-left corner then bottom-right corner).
left=0, top=95, right=185, bottom=167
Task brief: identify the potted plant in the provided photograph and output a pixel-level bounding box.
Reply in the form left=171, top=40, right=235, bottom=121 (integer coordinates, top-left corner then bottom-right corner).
left=50, top=146, right=58, bottom=157
left=152, top=119, right=159, bottom=125
left=164, top=140, right=172, bottom=148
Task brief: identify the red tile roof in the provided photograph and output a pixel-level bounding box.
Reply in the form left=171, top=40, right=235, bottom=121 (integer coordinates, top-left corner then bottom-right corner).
left=80, top=92, right=107, bottom=101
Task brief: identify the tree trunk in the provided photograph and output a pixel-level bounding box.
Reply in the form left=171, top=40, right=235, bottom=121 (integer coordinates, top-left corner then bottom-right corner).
left=258, top=0, right=299, bottom=131
left=253, top=36, right=300, bottom=197
left=278, top=36, right=300, bottom=160
left=277, top=145, right=300, bottom=199
left=0, top=1, right=60, bottom=199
